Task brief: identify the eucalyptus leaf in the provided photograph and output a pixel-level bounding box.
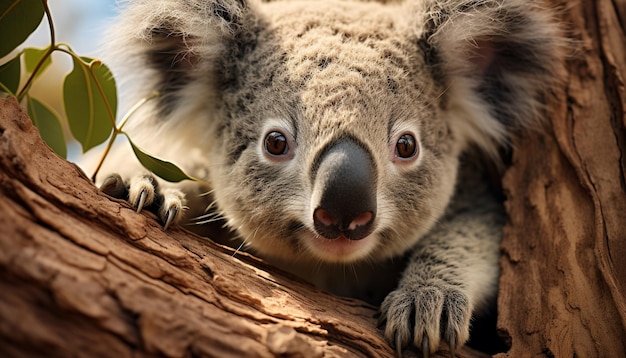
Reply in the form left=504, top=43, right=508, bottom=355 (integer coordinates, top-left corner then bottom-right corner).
left=64, top=56, right=116, bottom=153
left=0, top=56, right=21, bottom=95
left=26, top=95, right=67, bottom=158
left=0, top=0, right=45, bottom=58
left=127, top=138, right=195, bottom=183
left=24, top=46, right=52, bottom=79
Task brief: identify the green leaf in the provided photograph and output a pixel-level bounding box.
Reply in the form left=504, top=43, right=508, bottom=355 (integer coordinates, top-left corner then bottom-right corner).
left=0, top=0, right=45, bottom=58
left=26, top=95, right=67, bottom=158
left=127, top=138, right=195, bottom=183
left=64, top=56, right=116, bottom=153
left=0, top=56, right=21, bottom=95
left=24, top=46, right=52, bottom=79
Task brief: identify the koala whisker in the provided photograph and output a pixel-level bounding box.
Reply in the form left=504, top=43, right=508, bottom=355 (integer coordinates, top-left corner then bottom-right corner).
left=190, top=216, right=226, bottom=225
left=189, top=210, right=224, bottom=223
left=192, top=206, right=255, bottom=221
left=190, top=212, right=219, bottom=221
left=193, top=192, right=219, bottom=213
left=345, top=262, right=360, bottom=281
left=232, top=225, right=265, bottom=257
left=100, top=0, right=564, bottom=352
left=198, top=188, right=216, bottom=197
left=232, top=239, right=248, bottom=258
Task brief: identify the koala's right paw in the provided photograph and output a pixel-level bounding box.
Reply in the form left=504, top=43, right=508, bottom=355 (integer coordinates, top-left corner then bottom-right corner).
left=378, top=283, right=471, bottom=358
left=100, top=173, right=186, bottom=229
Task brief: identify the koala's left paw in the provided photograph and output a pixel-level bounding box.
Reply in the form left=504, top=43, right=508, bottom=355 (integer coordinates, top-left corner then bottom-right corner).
left=378, top=283, right=471, bottom=357
left=100, top=173, right=185, bottom=229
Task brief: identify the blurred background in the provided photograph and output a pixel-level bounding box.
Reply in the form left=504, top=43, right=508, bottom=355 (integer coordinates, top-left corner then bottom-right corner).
left=27, top=1, right=117, bottom=55
left=14, top=0, right=118, bottom=161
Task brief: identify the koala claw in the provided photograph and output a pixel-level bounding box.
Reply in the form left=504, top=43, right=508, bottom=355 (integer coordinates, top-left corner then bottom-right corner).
left=128, top=174, right=156, bottom=212
left=100, top=174, right=128, bottom=199
left=135, top=190, right=148, bottom=213
left=163, top=207, right=178, bottom=230
left=394, top=334, right=403, bottom=358
left=447, top=336, right=456, bottom=358
left=99, top=173, right=186, bottom=229
left=157, top=188, right=185, bottom=229
left=379, top=283, right=470, bottom=357
left=422, top=335, right=430, bottom=358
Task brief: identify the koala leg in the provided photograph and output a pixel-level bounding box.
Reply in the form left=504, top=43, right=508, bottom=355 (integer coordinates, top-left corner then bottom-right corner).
left=100, top=173, right=186, bottom=229
left=379, top=162, right=503, bottom=357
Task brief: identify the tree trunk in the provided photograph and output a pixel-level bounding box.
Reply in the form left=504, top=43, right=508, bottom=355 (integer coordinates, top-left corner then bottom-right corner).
left=496, top=0, right=626, bottom=356
left=0, top=97, right=395, bottom=357
left=0, top=96, right=485, bottom=358
left=1, top=0, right=625, bottom=357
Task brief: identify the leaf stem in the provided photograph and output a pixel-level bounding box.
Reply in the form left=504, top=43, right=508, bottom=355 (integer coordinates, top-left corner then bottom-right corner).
left=87, top=60, right=117, bottom=128
left=17, top=0, right=55, bottom=101
left=119, top=91, right=159, bottom=131
left=0, top=82, right=12, bottom=95
left=54, top=46, right=82, bottom=61
left=90, top=92, right=159, bottom=182
left=90, top=128, right=120, bottom=183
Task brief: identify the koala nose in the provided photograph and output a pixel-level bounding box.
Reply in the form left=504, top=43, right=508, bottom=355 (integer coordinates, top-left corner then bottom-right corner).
left=311, top=138, right=377, bottom=241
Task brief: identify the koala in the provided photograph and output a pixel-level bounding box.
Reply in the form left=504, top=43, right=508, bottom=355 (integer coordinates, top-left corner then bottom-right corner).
left=90, top=0, right=563, bottom=355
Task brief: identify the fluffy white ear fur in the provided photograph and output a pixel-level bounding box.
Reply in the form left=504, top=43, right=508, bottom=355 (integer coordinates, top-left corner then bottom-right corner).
left=419, top=0, right=564, bottom=156
left=108, top=0, right=562, bottom=160
left=110, top=0, right=246, bottom=62
left=104, top=0, right=250, bottom=122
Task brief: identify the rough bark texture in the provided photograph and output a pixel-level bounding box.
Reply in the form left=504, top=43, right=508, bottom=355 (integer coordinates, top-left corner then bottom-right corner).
left=0, top=98, right=385, bottom=357
left=0, top=97, right=486, bottom=358
left=496, top=0, right=626, bottom=356
left=1, top=0, right=625, bottom=356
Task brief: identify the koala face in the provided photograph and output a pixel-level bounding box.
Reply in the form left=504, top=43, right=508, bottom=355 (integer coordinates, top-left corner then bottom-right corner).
left=209, top=3, right=460, bottom=263
left=111, top=0, right=562, bottom=265
left=103, top=1, right=563, bottom=352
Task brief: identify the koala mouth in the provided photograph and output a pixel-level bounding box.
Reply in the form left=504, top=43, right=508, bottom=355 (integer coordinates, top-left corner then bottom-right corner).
left=300, top=229, right=377, bottom=263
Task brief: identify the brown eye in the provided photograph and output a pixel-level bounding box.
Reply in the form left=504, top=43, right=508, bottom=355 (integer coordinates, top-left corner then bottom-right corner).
left=396, top=133, right=417, bottom=159
left=264, top=131, right=288, bottom=156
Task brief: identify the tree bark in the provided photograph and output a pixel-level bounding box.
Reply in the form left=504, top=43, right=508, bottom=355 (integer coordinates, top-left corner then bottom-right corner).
left=0, top=97, right=394, bottom=357
left=1, top=0, right=625, bottom=357
left=0, top=97, right=489, bottom=358
left=496, top=0, right=626, bottom=356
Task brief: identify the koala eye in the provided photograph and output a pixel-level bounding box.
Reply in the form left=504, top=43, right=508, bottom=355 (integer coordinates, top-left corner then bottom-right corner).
left=264, top=131, right=289, bottom=156
left=395, top=133, right=418, bottom=159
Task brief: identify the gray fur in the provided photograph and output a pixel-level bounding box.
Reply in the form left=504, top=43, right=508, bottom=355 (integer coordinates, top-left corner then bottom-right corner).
left=87, top=0, right=563, bottom=354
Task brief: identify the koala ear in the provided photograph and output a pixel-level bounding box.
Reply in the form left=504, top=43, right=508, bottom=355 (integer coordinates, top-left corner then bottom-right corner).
left=417, top=0, right=564, bottom=155
left=109, top=0, right=253, bottom=116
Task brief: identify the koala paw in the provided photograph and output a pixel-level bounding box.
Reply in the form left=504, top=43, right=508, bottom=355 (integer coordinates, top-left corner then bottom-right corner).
left=378, top=283, right=471, bottom=358
left=100, top=173, right=186, bottom=229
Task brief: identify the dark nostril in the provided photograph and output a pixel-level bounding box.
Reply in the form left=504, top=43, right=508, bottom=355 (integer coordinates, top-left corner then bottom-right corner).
left=314, top=208, right=337, bottom=227
left=313, top=207, right=375, bottom=241
left=348, top=211, right=373, bottom=231
left=313, top=208, right=340, bottom=240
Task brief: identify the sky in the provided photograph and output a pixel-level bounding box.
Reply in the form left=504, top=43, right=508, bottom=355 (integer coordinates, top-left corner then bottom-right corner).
left=27, top=0, right=117, bottom=56
left=15, top=0, right=119, bottom=161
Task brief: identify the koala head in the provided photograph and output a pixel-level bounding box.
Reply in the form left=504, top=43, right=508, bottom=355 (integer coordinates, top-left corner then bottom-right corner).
left=113, top=0, right=562, bottom=264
